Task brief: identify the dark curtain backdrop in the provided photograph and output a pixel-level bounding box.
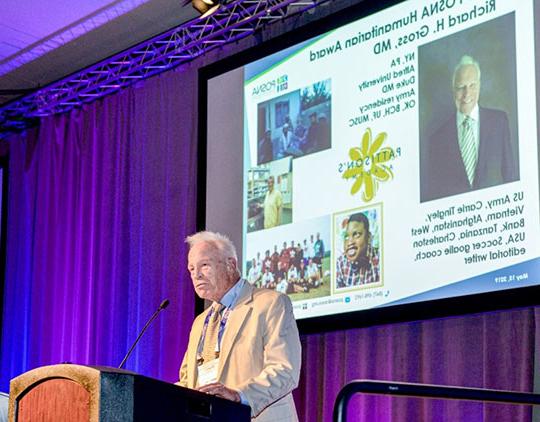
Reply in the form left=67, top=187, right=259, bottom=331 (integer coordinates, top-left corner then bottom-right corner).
left=1, top=1, right=540, bottom=421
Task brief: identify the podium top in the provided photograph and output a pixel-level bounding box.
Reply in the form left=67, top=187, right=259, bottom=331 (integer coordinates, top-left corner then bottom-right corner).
left=9, top=364, right=250, bottom=422
left=10, top=364, right=110, bottom=399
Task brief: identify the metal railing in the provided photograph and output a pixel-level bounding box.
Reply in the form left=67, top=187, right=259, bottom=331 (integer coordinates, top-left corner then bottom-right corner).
left=333, top=380, right=540, bottom=422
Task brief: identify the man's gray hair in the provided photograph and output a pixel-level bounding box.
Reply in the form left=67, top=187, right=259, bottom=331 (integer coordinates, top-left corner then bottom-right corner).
left=185, top=231, right=238, bottom=261
left=452, top=55, right=481, bottom=87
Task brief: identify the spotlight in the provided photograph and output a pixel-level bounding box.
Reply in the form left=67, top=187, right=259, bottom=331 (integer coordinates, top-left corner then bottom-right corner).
left=192, top=0, right=221, bottom=17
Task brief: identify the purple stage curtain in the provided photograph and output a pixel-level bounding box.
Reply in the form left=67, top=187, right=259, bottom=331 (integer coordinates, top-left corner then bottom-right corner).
left=0, top=68, right=199, bottom=390
left=295, top=306, right=539, bottom=421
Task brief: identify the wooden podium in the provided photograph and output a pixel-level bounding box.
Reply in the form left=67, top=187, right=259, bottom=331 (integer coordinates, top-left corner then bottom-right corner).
left=8, top=364, right=250, bottom=421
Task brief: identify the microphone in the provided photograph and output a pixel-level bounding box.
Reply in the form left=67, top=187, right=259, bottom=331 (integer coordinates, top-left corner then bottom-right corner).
left=118, top=298, right=170, bottom=369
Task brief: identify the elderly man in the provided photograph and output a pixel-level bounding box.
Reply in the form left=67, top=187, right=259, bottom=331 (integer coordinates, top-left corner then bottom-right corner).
left=179, top=231, right=301, bottom=421
left=421, top=55, right=517, bottom=202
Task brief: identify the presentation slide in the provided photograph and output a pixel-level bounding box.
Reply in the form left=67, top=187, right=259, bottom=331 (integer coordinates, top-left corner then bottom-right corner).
left=207, top=0, right=540, bottom=321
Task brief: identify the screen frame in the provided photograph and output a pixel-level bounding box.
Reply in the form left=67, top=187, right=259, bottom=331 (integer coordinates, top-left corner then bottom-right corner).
left=197, top=0, right=540, bottom=333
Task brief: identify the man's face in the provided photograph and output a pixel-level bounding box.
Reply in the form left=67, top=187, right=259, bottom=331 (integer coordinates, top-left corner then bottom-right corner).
left=267, top=177, right=274, bottom=191
left=453, top=64, right=480, bottom=115
left=187, top=242, right=235, bottom=302
left=344, top=221, right=368, bottom=263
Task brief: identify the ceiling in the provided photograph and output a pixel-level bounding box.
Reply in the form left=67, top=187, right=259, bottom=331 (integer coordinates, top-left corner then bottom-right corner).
left=0, top=0, right=197, bottom=105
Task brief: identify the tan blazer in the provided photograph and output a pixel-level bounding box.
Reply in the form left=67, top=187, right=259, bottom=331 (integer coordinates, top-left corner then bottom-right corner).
left=179, top=282, right=301, bottom=421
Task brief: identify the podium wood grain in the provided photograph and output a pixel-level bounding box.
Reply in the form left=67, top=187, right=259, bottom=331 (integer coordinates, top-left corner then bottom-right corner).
left=17, top=378, right=89, bottom=421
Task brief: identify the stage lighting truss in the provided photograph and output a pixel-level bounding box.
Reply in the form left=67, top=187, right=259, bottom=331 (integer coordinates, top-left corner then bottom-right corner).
left=0, top=0, right=328, bottom=136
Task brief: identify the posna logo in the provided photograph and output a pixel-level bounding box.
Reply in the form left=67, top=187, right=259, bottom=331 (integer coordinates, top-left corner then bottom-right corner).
left=252, top=75, right=288, bottom=96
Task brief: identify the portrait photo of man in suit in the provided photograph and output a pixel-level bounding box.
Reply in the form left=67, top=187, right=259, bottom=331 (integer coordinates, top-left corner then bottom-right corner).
left=420, top=54, right=519, bottom=202
left=178, top=231, right=301, bottom=422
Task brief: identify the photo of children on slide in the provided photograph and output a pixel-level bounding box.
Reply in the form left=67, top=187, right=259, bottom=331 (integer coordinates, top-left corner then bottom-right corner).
left=257, top=79, right=332, bottom=164
left=334, top=205, right=382, bottom=292
left=419, top=13, right=519, bottom=203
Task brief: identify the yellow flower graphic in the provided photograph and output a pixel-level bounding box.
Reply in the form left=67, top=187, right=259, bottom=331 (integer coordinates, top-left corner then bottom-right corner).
left=342, top=128, right=394, bottom=202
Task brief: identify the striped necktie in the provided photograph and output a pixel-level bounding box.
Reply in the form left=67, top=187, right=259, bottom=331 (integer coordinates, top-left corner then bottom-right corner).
left=459, top=115, right=478, bottom=185
left=201, top=303, right=224, bottom=363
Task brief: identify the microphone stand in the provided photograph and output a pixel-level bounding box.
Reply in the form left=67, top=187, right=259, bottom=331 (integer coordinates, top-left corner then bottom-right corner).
left=118, top=299, right=170, bottom=369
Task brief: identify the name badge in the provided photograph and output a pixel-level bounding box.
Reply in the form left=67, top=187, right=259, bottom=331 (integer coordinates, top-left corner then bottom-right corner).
left=197, top=358, right=219, bottom=387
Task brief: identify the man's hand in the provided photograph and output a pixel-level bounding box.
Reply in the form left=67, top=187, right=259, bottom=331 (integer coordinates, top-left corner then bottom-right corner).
left=197, top=382, right=241, bottom=402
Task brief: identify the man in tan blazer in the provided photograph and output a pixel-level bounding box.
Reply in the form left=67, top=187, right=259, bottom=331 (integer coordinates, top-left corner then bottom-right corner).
left=179, top=231, right=301, bottom=421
